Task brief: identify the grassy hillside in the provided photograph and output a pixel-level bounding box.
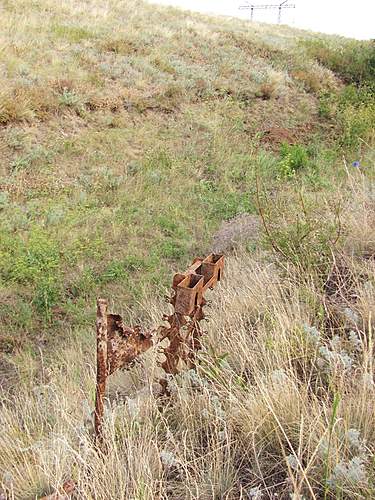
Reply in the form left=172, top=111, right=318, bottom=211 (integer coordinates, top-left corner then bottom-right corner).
left=1, top=0, right=369, bottom=350
left=0, top=0, right=374, bottom=498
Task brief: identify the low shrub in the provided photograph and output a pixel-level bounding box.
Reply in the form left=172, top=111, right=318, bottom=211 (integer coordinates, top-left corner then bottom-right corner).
left=278, top=143, right=309, bottom=178
left=302, top=38, right=375, bottom=86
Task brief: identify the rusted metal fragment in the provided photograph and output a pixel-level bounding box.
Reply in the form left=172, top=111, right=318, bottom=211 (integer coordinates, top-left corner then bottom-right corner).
left=94, top=303, right=154, bottom=443
left=158, top=304, right=206, bottom=389
left=39, top=480, right=75, bottom=500
left=173, top=254, right=224, bottom=303
left=200, top=253, right=224, bottom=289
left=185, top=306, right=205, bottom=367
left=159, top=313, right=187, bottom=375
left=157, top=256, right=224, bottom=393
left=107, top=314, right=153, bottom=374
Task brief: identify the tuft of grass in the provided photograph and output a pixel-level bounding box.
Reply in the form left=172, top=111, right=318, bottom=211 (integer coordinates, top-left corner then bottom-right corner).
left=0, top=89, right=35, bottom=125
left=278, top=143, right=310, bottom=178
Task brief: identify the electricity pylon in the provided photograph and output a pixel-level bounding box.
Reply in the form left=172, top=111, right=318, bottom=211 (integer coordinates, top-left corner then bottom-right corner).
left=239, top=0, right=296, bottom=24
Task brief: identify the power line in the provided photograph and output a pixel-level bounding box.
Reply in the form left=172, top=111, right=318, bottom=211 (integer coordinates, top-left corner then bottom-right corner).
left=239, top=1, right=296, bottom=24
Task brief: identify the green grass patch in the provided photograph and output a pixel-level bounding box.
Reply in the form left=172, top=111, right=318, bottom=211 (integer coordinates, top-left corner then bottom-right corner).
left=51, top=24, right=95, bottom=42
left=302, top=38, right=375, bottom=85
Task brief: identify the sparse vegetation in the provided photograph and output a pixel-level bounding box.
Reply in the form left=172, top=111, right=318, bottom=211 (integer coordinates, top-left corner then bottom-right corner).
left=0, top=0, right=374, bottom=498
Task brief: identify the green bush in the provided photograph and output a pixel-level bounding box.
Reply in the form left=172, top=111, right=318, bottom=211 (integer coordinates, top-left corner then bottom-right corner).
left=318, top=91, right=335, bottom=119
left=302, top=39, right=375, bottom=85
left=11, top=146, right=53, bottom=172
left=339, top=100, right=375, bottom=148
left=52, top=24, right=94, bottom=43
left=317, top=84, right=375, bottom=148
left=97, top=255, right=152, bottom=285
left=32, top=276, right=62, bottom=320
left=335, top=85, right=375, bottom=148
left=210, top=191, right=252, bottom=220
left=67, top=267, right=97, bottom=299
left=122, top=255, right=150, bottom=272
left=278, top=143, right=309, bottom=178
left=304, top=38, right=375, bottom=149
left=259, top=189, right=341, bottom=277
left=196, top=181, right=253, bottom=220
left=0, top=229, right=61, bottom=285
left=156, top=216, right=185, bottom=238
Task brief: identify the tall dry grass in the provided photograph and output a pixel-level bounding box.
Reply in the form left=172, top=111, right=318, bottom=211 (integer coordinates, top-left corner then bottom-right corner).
left=1, top=169, right=374, bottom=499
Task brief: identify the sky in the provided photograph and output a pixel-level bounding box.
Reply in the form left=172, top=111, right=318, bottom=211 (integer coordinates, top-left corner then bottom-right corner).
left=149, top=0, right=375, bottom=40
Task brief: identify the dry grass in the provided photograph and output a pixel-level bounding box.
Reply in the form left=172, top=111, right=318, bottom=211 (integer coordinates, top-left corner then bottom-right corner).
left=1, top=169, right=374, bottom=499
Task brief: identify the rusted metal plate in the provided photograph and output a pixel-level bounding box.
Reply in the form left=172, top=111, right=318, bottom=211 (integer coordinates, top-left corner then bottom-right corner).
left=107, top=314, right=153, bottom=374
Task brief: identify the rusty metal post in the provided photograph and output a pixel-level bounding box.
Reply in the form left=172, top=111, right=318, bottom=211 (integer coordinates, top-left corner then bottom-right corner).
left=95, top=298, right=108, bottom=444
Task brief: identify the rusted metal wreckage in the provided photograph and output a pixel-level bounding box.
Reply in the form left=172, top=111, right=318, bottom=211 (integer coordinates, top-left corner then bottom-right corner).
left=94, top=254, right=224, bottom=442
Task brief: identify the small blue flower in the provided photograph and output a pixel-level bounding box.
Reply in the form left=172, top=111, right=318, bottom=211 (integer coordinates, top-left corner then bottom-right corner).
left=352, top=161, right=360, bottom=168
